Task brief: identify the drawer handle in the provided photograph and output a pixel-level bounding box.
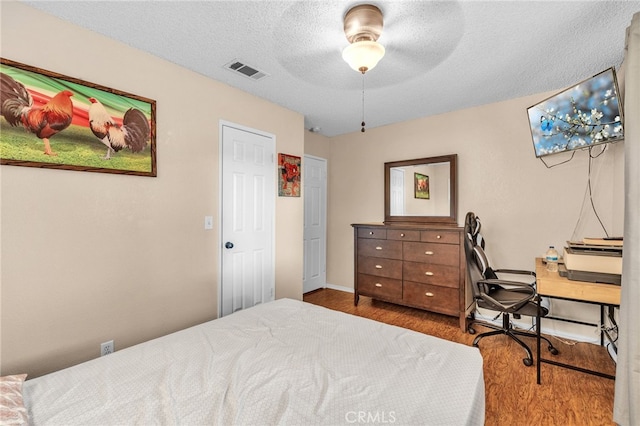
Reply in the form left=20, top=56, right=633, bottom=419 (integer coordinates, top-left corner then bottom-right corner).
left=425, top=271, right=434, bottom=276
left=369, top=231, right=374, bottom=235
left=436, top=235, right=441, bottom=239
left=425, top=251, right=434, bottom=255
left=425, top=292, right=435, bottom=297
left=376, top=246, right=383, bottom=250
left=375, top=265, right=383, bottom=269
left=400, top=233, right=405, bottom=237
left=375, top=283, right=383, bottom=287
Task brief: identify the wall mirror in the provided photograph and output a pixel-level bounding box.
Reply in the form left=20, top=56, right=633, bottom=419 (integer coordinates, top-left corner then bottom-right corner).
left=384, top=154, right=457, bottom=225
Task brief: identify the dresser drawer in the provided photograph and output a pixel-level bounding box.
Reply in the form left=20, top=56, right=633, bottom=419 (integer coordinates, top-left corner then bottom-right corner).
left=403, top=281, right=459, bottom=316
left=387, top=229, right=421, bottom=241
left=358, top=274, right=402, bottom=301
left=358, top=256, right=403, bottom=279
left=403, top=241, right=459, bottom=266
left=403, top=261, right=460, bottom=288
left=421, top=230, right=460, bottom=245
left=357, top=227, right=387, bottom=239
left=358, top=239, right=403, bottom=260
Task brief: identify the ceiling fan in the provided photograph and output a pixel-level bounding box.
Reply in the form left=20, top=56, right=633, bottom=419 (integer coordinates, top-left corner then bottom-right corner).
left=341, top=4, right=386, bottom=74
left=272, top=2, right=463, bottom=88
left=271, top=2, right=464, bottom=132
left=340, top=4, right=387, bottom=131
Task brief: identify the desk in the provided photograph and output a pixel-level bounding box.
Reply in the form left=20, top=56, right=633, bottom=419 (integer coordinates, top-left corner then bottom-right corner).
left=535, top=257, right=620, bottom=384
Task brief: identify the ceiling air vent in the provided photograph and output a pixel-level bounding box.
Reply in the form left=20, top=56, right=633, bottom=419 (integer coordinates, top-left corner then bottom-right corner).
left=224, top=60, right=269, bottom=81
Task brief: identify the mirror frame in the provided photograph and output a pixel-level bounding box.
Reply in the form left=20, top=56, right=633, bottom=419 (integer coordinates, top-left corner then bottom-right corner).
left=384, top=154, right=457, bottom=225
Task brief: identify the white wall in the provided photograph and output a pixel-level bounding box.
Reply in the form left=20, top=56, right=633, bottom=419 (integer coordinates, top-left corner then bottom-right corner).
left=0, top=2, right=304, bottom=378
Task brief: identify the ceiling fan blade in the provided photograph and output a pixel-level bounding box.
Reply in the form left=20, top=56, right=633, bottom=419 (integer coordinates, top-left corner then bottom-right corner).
left=273, top=1, right=359, bottom=89
left=373, top=1, right=464, bottom=83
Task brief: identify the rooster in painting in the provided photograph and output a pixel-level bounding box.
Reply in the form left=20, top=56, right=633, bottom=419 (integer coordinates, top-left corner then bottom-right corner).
left=0, top=72, right=74, bottom=156
left=281, top=161, right=300, bottom=195
left=88, top=97, right=149, bottom=159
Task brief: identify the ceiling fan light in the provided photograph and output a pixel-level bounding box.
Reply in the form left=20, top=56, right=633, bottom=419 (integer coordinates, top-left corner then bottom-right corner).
left=342, top=40, right=385, bottom=73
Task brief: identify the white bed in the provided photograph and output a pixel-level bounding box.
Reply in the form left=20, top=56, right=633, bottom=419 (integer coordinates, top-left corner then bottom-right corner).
left=23, top=299, right=485, bottom=425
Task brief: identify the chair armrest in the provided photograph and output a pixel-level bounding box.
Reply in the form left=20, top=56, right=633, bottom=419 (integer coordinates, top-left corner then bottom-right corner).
left=480, top=278, right=535, bottom=289
left=494, top=268, right=536, bottom=278
left=478, top=292, right=532, bottom=312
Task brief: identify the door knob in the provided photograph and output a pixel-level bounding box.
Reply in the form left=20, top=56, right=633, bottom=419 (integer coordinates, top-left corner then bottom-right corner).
left=225, top=242, right=234, bottom=249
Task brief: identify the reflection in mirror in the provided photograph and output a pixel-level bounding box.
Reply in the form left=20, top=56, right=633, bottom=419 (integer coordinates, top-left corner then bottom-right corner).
left=384, top=154, right=457, bottom=225
left=389, top=162, right=450, bottom=216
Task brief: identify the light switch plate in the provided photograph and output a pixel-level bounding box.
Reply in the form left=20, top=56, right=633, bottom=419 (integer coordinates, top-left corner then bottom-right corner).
left=204, top=216, right=213, bottom=230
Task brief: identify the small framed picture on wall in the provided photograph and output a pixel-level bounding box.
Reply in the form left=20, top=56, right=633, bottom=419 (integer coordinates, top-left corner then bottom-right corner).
left=278, top=153, right=301, bottom=197
left=414, top=172, right=430, bottom=199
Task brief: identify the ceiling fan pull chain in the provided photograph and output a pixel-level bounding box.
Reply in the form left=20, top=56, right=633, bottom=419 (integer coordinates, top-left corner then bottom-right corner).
left=361, top=72, right=366, bottom=132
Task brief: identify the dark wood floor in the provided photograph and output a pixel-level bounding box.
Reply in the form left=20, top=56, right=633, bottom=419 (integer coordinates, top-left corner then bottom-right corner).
left=304, top=288, right=616, bottom=426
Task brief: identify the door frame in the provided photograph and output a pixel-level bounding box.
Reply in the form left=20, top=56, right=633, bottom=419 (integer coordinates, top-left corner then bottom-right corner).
left=303, top=154, right=328, bottom=293
left=218, top=120, right=276, bottom=317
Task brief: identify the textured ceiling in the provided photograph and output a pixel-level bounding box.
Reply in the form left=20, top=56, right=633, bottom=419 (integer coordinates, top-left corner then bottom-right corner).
left=21, top=0, right=640, bottom=137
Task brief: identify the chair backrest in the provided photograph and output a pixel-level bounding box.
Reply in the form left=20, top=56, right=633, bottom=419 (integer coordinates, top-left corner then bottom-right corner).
left=464, top=212, right=497, bottom=280
left=464, top=212, right=486, bottom=300
left=465, top=210, right=485, bottom=250
left=465, top=212, right=505, bottom=302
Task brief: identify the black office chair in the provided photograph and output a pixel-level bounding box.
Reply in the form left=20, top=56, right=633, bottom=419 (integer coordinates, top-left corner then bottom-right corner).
left=464, top=212, right=558, bottom=366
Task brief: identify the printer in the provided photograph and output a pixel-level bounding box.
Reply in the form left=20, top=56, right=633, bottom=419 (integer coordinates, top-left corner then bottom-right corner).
left=561, top=238, right=622, bottom=285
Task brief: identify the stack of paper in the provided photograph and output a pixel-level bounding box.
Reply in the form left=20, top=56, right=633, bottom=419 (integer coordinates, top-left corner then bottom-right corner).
left=581, top=237, right=623, bottom=247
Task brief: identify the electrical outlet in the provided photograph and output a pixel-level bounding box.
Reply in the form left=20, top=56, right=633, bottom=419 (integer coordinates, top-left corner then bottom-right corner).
left=100, top=340, right=114, bottom=356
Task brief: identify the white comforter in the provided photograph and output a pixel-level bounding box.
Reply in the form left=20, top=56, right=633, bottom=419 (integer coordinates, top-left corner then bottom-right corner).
left=24, top=298, right=485, bottom=425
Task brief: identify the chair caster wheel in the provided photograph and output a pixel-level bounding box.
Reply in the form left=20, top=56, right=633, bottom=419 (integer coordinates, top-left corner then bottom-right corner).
left=523, top=358, right=533, bottom=366
left=468, top=327, right=476, bottom=335
left=549, top=347, right=559, bottom=355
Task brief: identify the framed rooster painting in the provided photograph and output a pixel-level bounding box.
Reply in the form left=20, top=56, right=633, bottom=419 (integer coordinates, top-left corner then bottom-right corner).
left=0, top=58, right=156, bottom=177
left=278, top=153, right=301, bottom=197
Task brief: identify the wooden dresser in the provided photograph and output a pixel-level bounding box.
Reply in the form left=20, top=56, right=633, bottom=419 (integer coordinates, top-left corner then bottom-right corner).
left=352, top=223, right=471, bottom=331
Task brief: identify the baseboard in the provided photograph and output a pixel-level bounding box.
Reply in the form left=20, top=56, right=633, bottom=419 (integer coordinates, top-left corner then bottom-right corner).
left=324, top=283, right=354, bottom=293
left=538, top=321, right=600, bottom=345
left=473, top=308, right=600, bottom=345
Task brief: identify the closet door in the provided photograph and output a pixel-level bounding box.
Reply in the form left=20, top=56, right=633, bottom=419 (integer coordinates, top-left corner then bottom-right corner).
left=303, top=155, right=327, bottom=294
left=220, top=123, right=275, bottom=316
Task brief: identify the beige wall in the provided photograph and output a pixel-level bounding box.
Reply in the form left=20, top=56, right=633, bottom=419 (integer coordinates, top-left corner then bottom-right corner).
left=324, top=93, right=624, bottom=289
left=1, top=2, right=627, bottom=377
left=0, top=2, right=304, bottom=378
left=304, top=131, right=331, bottom=160
left=317, top=90, right=624, bottom=339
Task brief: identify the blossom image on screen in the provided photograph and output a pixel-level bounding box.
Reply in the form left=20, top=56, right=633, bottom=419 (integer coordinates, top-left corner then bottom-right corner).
left=527, top=68, right=624, bottom=157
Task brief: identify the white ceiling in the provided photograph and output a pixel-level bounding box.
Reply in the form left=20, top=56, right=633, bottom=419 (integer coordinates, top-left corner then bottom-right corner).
left=22, top=1, right=640, bottom=137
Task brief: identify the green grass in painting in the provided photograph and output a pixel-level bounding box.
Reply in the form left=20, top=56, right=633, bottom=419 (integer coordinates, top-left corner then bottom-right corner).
left=0, top=123, right=151, bottom=173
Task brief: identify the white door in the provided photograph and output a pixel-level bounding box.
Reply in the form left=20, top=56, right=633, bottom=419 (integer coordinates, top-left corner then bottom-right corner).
left=303, top=155, right=327, bottom=294
left=390, top=167, right=405, bottom=215
left=220, top=123, right=275, bottom=316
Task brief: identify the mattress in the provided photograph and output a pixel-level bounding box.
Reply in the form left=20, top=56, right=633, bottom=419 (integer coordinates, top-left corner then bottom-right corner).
left=23, top=298, right=485, bottom=425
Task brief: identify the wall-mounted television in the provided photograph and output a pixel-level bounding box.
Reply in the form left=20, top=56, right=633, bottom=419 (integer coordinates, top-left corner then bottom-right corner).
left=527, top=68, right=624, bottom=158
